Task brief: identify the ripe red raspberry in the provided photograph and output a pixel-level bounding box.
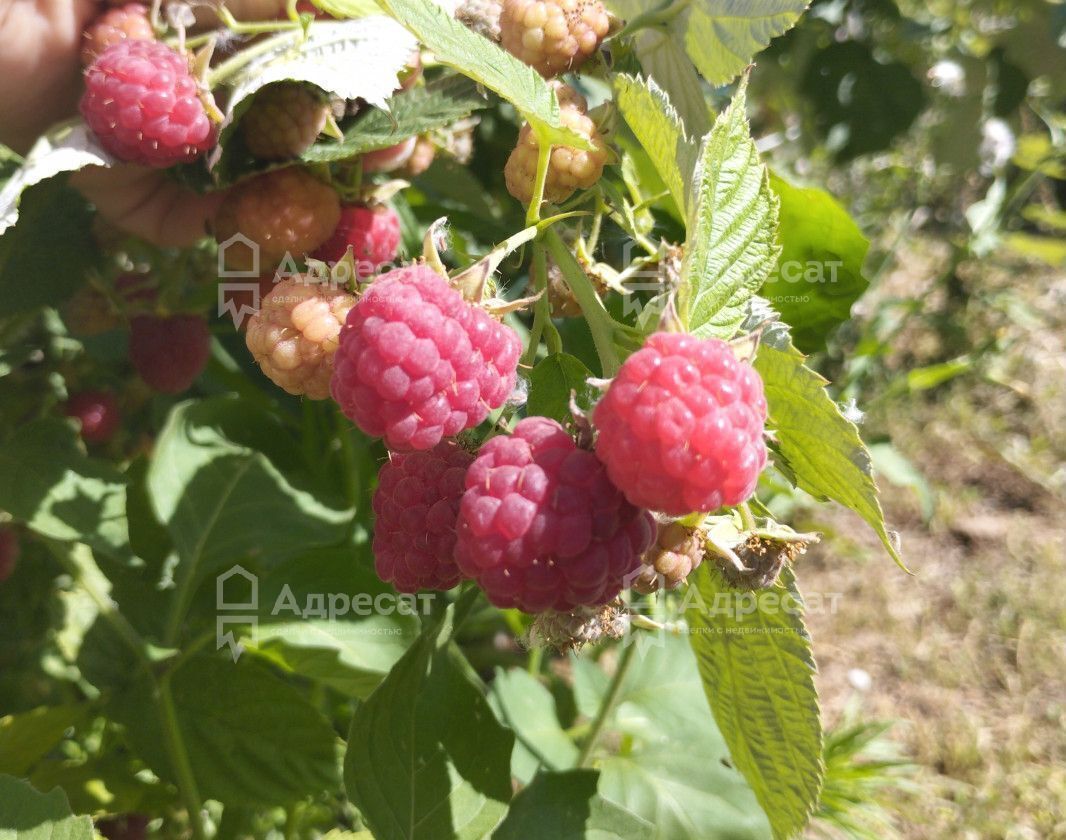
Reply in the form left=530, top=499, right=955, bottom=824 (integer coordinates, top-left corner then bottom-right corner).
left=331, top=265, right=521, bottom=451
left=245, top=277, right=355, bottom=399
left=505, top=97, right=607, bottom=206
left=372, top=441, right=474, bottom=592
left=499, top=0, right=610, bottom=78
left=81, top=3, right=154, bottom=67
left=0, top=527, right=19, bottom=584
left=593, top=332, right=768, bottom=516
left=312, top=204, right=401, bottom=277
left=454, top=417, right=655, bottom=613
left=241, top=82, right=330, bottom=161
left=65, top=391, right=121, bottom=444
left=214, top=167, right=341, bottom=272
left=129, top=314, right=211, bottom=394
left=81, top=41, right=216, bottom=168
left=361, top=138, right=417, bottom=174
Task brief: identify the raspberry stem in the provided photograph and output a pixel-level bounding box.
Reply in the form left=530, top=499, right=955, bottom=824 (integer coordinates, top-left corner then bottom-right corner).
left=577, top=642, right=637, bottom=766
left=545, top=228, right=622, bottom=375
left=158, top=673, right=208, bottom=840
left=522, top=243, right=562, bottom=368
left=525, top=127, right=554, bottom=226
left=207, top=30, right=306, bottom=88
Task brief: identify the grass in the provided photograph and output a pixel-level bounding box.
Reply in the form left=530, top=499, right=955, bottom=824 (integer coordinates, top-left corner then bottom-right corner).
left=797, top=244, right=1066, bottom=838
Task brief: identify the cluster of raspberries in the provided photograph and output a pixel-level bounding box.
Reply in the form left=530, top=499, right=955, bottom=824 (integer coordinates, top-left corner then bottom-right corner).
left=367, top=320, right=768, bottom=615
left=74, top=4, right=772, bottom=620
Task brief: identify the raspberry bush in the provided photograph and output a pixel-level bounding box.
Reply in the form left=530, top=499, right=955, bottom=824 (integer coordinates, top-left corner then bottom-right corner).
left=3, top=0, right=1004, bottom=837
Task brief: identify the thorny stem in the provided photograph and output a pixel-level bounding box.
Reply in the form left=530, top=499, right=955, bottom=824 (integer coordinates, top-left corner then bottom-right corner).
left=577, top=642, right=637, bottom=767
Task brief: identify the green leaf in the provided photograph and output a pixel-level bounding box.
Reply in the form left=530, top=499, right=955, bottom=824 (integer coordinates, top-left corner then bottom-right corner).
left=0, top=706, right=87, bottom=778
left=526, top=354, right=595, bottom=425
left=608, top=0, right=808, bottom=87
left=114, top=654, right=340, bottom=808
left=345, top=598, right=514, bottom=840
left=681, top=0, right=809, bottom=85
left=0, top=122, right=112, bottom=236
left=764, top=174, right=869, bottom=352
left=29, top=754, right=174, bottom=818
left=0, top=775, right=94, bottom=839
left=488, top=668, right=579, bottom=784
left=222, top=18, right=415, bottom=107
left=374, top=0, right=585, bottom=147
left=625, top=33, right=712, bottom=139
left=0, top=178, right=99, bottom=317
left=0, top=419, right=130, bottom=561
left=213, top=17, right=421, bottom=181
left=679, top=84, right=780, bottom=339
left=245, top=547, right=420, bottom=698
left=614, top=75, right=699, bottom=219
left=303, top=75, right=492, bottom=164
left=752, top=312, right=903, bottom=567
left=577, top=636, right=771, bottom=839
left=493, top=770, right=652, bottom=840
left=800, top=42, right=924, bottom=160
left=147, top=397, right=351, bottom=640
left=685, top=566, right=823, bottom=840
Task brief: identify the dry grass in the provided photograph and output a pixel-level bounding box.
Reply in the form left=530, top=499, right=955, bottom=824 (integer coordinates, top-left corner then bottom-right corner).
left=798, top=247, right=1066, bottom=838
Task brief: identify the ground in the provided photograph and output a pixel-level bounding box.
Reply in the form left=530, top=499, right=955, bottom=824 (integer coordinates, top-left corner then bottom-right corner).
left=798, top=244, right=1066, bottom=838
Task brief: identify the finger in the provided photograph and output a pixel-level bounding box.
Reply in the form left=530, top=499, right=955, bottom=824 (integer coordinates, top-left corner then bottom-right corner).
left=70, top=164, right=227, bottom=249
left=0, top=0, right=99, bottom=152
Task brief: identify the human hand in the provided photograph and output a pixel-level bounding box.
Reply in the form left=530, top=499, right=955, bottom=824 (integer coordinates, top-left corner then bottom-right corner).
left=0, top=0, right=100, bottom=154
left=0, top=1, right=228, bottom=247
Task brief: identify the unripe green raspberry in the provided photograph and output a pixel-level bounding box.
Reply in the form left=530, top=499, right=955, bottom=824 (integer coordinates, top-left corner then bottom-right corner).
left=241, top=83, right=330, bottom=161
left=504, top=90, right=607, bottom=205
left=245, top=276, right=356, bottom=399
left=630, top=522, right=705, bottom=594
left=500, top=0, right=610, bottom=78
